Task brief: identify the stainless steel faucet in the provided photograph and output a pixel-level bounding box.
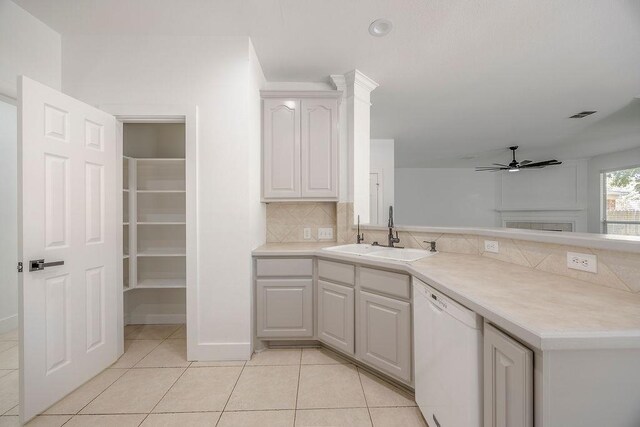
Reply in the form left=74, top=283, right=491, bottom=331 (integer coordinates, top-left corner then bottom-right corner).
left=387, top=206, right=400, bottom=247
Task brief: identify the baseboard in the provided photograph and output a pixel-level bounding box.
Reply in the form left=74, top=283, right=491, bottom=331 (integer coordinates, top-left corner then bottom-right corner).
left=188, top=341, right=251, bottom=361
left=0, top=314, right=18, bottom=334
left=127, top=314, right=186, bottom=325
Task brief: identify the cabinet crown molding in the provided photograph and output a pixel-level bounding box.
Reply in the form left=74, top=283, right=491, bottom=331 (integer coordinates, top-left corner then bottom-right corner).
left=260, top=90, right=343, bottom=100
left=344, top=69, right=379, bottom=93
left=330, top=75, right=347, bottom=92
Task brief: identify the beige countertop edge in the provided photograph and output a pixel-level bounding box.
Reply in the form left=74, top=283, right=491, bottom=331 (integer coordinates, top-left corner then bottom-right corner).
left=252, top=243, right=640, bottom=352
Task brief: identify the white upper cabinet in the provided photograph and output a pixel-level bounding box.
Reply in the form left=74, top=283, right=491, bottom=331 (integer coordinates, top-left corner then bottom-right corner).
left=301, top=98, right=339, bottom=198
left=263, top=98, right=301, bottom=199
left=262, top=91, right=340, bottom=201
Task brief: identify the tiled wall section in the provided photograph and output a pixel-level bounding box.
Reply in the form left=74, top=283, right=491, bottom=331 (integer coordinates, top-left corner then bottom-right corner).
left=266, top=202, right=337, bottom=243
left=335, top=202, right=640, bottom=293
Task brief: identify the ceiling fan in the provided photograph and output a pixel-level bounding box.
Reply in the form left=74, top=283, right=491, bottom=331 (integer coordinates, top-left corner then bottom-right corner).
left=475, top=146, right=562, bottom=172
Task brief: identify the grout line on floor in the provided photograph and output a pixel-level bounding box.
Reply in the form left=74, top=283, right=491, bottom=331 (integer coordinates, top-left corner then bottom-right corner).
left=139, top=333, right=191, bottom=426
left=292, top=349, right=303, bottom=424
left=356, top=366, right=375, bottom=425
left=214, top=355, right=247, bottom=427
left=58, top=367, right=132, bottom=425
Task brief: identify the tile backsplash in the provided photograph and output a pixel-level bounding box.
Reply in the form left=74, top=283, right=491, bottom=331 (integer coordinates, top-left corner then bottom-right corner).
left=266, top=202, right=337, bottom=243
left=333, top=202, right=640, bottom=293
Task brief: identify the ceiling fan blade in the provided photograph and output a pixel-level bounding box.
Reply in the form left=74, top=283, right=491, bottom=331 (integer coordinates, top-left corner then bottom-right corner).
left=519, top=160, right=533, bottom=165
left=492, top=163, right=508, bottom=167
left=520, top=160, right=562, bottom=168
left=475, top=166, right=506, bottom=171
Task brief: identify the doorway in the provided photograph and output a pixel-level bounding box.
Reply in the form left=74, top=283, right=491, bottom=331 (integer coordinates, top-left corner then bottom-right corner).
left=0, top=98, right=19, bottom=417
left=370, top=171, right=383, bottom=225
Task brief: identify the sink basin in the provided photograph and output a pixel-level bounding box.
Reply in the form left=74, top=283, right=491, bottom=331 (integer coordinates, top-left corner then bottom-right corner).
left=367, top=247, right=435, bottom=262
left=322, top=244, right=382, bottom=255
left=322, top=244, right=435, bottom=262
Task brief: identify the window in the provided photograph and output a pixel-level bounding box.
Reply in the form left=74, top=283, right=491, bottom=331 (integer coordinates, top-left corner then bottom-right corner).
left=602, top=167, right=640, bottom=236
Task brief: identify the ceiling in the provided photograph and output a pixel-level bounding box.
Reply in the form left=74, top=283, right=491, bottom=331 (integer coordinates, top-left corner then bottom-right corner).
left=15, top=0, right=640, bottom=167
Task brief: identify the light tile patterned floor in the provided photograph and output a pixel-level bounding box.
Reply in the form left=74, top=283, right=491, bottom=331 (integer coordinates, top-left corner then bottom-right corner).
left=0, top=325, right=428, bottom=426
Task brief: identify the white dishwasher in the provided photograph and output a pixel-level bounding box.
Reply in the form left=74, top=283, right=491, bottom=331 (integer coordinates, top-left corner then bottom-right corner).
left=413, top=278, right=482, bottom=427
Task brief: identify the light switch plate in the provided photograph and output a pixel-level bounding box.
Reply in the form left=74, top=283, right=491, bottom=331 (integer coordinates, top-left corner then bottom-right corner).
left=318, top=227, right=333, bottom=240
left=567, top=252, right=597, bottom=273
left=303, top=228, right=311, bottom=240
left=484, top=240, right=499, bottom=253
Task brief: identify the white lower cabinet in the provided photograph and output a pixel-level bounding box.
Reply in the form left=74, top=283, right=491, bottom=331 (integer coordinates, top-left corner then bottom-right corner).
left=254, top=257, right=412, bottom=385
left=483, top=322, right=533, bottom=427
left=256, top=278, right=313, bottom=338
left=357, top=290, right=412, bottom=383
left=317, top=280, right=355, bottom=354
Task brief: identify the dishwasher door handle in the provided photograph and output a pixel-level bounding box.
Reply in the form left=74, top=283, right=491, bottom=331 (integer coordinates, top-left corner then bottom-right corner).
left=428, top=299, right=444, bottom=313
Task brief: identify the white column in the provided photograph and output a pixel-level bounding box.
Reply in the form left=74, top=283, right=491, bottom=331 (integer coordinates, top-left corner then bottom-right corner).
left=330, top=74, right=348, bottom=202
left=344, top=70, right=378, bottom=224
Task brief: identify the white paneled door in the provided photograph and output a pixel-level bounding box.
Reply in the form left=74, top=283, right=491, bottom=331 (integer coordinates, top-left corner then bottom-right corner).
left=18, top=77, right=119, bottom=422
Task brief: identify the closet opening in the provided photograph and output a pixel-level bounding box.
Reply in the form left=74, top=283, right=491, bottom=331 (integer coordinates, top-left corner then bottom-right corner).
left=122, top=122, right=187, bottom=328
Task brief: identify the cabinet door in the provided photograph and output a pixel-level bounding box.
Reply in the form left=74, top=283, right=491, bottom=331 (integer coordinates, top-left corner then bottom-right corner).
left=263, top=99, right=301, bottom=199
left=318, top=280, right=354, bottom=354
left=484, top=323, right=533, bottom=427
left=300, top=98, right=338, bottom=198
left=256, top=278, right=313, bottom=338
left=358, top=290, right=411, bottom=382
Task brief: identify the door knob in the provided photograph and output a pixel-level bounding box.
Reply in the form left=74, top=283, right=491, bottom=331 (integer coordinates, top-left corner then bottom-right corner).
left=29, top=259, right=64, bottom=272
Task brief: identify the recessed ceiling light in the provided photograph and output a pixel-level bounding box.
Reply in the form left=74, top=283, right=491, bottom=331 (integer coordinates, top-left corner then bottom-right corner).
left=369, top=19, right=393, bottom=37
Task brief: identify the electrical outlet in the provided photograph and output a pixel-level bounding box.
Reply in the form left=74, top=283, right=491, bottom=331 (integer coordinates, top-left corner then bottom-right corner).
left=303, top=228, right=311, bottom=240
left=318, top=227, right=334, bottom=240
left=484, top=240, right=499, bottom=253
left=567, top=252, right=598, bottom=273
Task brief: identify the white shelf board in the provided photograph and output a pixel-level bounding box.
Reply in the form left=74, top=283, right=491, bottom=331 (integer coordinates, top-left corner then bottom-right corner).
left=137, top=251, right=186, bottom=257
left=135, top=158, right=185, bottom=162
left=137, top=221, right=186, bottom=225
left=135, top=278, right=186, bottom=289
left=123, top=222, right=130, bottom=226
left=137, top=190, right=185, bottom=194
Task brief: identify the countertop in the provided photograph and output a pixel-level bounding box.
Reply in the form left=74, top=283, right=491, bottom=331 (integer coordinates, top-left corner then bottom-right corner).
left=253, top=243, right=640, bottom=351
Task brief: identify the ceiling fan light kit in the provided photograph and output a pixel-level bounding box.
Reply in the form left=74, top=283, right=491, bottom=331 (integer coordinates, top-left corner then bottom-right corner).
left=475, top=146, right=562, bottom=172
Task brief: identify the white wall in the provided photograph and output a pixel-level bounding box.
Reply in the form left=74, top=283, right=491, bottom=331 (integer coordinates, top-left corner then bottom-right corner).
left=395, top=163, right=592, bottom=229
left=395, top=168, right=499, bottom=227
left=0, top=0, right=60, bottom=333
left=62, top=35, right=264, bottom=360
left=587, top=147, right=640, bottom=233
left=497, top=160, right=588, bottom=232
left=370, top=139, right=395, bottom=225
left=0, top=100, right=17, bottom=333
left=0, top=0, right=61, bottom=98
left=248, top=41, right=267, bottom=250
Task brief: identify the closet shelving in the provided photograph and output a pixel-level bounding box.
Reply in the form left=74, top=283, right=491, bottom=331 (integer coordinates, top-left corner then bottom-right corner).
left=122, top=123, right=186, bottom=293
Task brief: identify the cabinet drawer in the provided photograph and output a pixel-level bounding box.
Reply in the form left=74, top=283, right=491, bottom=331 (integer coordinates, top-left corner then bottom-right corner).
left=359, top=267, right=410, bottom=299
left=256, top=258, right=313, bottom=277
left=318, top=259, right=355, bottom=286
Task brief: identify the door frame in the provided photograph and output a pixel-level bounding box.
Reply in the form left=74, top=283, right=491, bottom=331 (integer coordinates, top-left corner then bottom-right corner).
left=103, top=104, right=198, bottom=359
left=370, top=169, right=384, bottom=225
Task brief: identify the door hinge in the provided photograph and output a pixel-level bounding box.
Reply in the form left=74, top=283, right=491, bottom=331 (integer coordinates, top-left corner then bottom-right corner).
left=17, top=262, right=23, bottom=273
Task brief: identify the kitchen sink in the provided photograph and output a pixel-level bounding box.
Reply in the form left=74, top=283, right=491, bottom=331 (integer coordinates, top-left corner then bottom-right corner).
left=367, top=247, right=435, bottom=262
left=322, top=243, right=382, bottom=255
left=322, top=244, right=435, bottom=262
